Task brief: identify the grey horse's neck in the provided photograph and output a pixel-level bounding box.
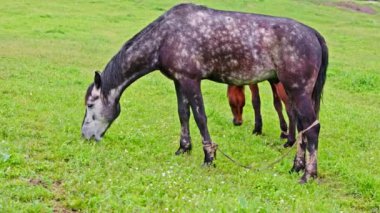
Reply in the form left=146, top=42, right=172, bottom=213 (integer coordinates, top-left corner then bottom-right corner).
left=99, top=14, right=167, bottom=100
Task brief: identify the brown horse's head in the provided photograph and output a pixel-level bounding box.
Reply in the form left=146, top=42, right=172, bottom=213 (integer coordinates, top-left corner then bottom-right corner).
left=227, top=85, right=245, bottom=126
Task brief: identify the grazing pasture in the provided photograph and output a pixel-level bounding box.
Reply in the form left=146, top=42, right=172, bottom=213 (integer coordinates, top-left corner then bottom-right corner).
left=0, top=0, right=379, bottom=211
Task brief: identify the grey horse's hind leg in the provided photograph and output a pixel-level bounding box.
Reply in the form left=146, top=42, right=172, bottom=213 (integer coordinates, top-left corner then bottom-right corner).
left=291, top=118, right=306, bottom=173
left=292, top=96, right=320, bottom=183
left=174, top=81, right=192, bottom=155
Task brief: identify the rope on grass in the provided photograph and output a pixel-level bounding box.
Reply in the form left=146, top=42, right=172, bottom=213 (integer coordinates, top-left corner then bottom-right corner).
left=218, top=120, right=320, bottom=171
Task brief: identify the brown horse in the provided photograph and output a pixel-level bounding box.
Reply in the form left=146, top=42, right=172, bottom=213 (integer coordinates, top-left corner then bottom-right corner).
left=228, top=81, right=297, bottom=147
left=81, top=4, right=328, bottom=183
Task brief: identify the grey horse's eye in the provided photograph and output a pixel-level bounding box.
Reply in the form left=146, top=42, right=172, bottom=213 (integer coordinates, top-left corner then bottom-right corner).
left=87, top=104, right=94, bottom=108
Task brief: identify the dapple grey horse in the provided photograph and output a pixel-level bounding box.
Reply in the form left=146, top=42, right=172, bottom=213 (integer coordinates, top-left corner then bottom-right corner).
left=81, top=4, right=328, bottom=183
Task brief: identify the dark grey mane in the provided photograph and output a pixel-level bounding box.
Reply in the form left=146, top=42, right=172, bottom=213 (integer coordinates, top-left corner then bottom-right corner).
left=99, top=52, right=124, bottom=96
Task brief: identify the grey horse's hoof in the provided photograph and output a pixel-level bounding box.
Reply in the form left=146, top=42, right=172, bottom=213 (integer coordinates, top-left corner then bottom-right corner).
left=299, top=172, right=317, bottom=184
left=283, top=139, right=295, bottom=148
left=252, top=128, right=262, bottom=135
left=203, top=142, right=218, bottom=164
left=280, top=131, right=289, bottom=139
left=175, top=143, right=192, bottom=155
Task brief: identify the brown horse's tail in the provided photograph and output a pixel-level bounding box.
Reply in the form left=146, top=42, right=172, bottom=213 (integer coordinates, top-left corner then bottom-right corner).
left=312, top=31, right=328, bottom=117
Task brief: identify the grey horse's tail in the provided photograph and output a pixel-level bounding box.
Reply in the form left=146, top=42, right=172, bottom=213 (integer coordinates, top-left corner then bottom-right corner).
left=312, top=31, right=328, bottom=117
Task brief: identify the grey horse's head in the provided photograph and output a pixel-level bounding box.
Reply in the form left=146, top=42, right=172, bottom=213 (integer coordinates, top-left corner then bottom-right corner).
left=81, top=72, right=120, bottom=141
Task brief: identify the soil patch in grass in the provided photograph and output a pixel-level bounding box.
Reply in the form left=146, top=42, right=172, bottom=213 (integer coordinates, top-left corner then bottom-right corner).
left=328, top=1, right=377, bottom=14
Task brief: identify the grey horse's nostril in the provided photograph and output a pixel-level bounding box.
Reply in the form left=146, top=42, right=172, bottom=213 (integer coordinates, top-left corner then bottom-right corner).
left=81, top=132, right=94, bottom=140
left=81, top=133, right=88, bottom=139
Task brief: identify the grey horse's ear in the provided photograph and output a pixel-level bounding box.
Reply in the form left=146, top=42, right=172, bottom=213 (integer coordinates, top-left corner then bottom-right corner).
left=94, top=71, right=102, bottom=89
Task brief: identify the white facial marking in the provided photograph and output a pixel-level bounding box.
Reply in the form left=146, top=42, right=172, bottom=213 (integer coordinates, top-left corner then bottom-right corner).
left=81, top=87, right=110, bottom=141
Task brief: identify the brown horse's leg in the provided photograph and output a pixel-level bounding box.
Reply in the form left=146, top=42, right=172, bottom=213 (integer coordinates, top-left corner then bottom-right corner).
left=269, top=81, right=288, bottom=138
left=174, top=81, right=192, bottom=155
left=292, top=95, right=320, bottom=183
left=249, top=84, right=262, bottom=135
left=177, top=78, right=216, bottom=165
left=275, top=83, right=296, bottom=147
left=227, top=85, right=245, bottom=126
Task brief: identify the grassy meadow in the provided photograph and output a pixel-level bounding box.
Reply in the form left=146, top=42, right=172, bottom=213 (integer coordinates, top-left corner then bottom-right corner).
left=1, top=0, right=380, bottom=212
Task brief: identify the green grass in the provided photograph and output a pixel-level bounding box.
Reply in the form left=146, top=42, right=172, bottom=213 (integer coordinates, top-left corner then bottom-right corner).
left=1, top=0, right=380, bottom=211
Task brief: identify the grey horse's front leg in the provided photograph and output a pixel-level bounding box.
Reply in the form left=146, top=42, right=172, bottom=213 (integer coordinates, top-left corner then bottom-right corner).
left=174, top=81, right=192, bottom=155
left=177, top=78, right=217, bottom=165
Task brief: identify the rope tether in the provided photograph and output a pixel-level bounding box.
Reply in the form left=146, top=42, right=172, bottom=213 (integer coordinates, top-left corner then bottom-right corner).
left=218, top=120, right=320, bottom=171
